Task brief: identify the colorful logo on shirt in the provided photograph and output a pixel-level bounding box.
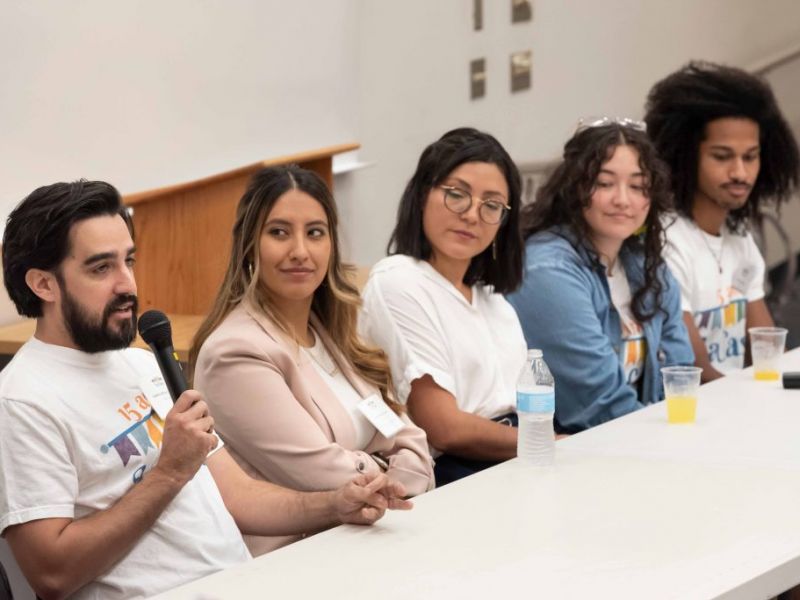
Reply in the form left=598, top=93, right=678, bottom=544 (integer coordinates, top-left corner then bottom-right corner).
left=694, top=287, right=747, bottom=369
left=100, top=410, right=164, bottom=468
left=620, top=321, right=646, bottom=386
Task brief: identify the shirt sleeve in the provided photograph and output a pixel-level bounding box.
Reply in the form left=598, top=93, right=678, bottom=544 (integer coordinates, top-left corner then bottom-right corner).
left=359, top=271, right=457, bottom=403
left=743, top=232, right=766, bottom=302
left=662, top=228, right=694, bottom=313
left=507, top=257, right=643, bottom=432
left=0, top=398, right=77, bottom=534
left=383, top=413, right=435, bottom=495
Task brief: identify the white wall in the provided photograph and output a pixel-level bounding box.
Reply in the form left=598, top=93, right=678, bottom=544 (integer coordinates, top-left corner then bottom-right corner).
left=0, top=0, right=360, bottom=215
left=761, top=57, right=800, bottom=268
left=340, top=0, right=800, bottom=265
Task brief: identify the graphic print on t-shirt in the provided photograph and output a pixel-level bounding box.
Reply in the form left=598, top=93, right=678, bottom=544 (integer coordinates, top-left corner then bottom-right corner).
left=607, top=264, right=646, bottom=387
left=693, top=284, right=747, bottom=371
left=619, top=320, right=646, bottom=386
left=100, top=392, right=165, bottom=470
left=662, top=215, right=765, bottom=374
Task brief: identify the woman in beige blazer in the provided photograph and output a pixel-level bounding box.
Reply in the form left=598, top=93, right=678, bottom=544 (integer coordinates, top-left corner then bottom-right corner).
left=190, top=165, right=434, bottom=556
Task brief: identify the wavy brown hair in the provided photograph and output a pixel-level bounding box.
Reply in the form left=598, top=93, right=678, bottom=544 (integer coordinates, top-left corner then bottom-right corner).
left=521, top=124, right=673, bottom=322
left=188, top=165, right=403, bottom=413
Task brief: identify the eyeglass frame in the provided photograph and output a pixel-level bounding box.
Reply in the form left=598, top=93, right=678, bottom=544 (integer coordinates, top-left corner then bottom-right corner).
left=574, top=116, right=647, bottom=135
left=436, top=184, right=511, bottom=225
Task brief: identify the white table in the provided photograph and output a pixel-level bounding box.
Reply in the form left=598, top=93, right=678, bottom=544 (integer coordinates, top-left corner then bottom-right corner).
left=152, top=349, right=800, bottom=600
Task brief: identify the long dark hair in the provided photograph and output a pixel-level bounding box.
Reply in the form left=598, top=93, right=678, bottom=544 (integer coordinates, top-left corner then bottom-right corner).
left=521, top=124, right=672, bottom=322
left=189, top=165, right=402, bottom=412
left=645, top=61, right=799, bottom=232
left=388, top=127, right=524, bottom=293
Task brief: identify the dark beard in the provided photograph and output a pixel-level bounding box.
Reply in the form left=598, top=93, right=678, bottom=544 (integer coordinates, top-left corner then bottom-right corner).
left=62, top=290, right=138, bottom=353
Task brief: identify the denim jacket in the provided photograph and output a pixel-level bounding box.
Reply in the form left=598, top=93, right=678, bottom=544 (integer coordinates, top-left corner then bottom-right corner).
left=506, top=227, right=694, bottom=433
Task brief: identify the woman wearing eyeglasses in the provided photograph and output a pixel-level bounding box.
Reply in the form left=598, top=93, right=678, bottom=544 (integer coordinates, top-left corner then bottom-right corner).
left=506, top=121, right=693, bottom=433
left=359, top=128, right=527, bottom=486
left=190, top=165, right=434, bottom=555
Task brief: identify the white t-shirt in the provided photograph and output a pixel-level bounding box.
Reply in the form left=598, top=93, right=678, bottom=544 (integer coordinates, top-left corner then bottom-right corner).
left=303, top=334, right=377, bottom=449
left=0, top=338, right=251, bottom=600
left=359, top=255, right=527, bottom=441
left=663, top=214, right=766, bottom=372
left=606, top=263, right=646, bottom=387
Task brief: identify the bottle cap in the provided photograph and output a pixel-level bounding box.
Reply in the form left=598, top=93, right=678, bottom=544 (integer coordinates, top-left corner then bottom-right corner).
left=783, top=371, right=800, bottom=389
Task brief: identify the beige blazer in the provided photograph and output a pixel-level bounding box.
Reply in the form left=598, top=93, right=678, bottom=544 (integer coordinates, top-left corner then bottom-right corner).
left=194, top=299, right=435, bottom=555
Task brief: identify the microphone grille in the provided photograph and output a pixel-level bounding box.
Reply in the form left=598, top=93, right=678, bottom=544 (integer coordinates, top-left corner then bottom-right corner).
left=137, top=310, right=173, bottom=348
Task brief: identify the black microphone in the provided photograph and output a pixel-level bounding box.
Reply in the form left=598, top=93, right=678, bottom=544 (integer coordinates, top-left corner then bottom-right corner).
left=138, top=310, right=188, bottom=402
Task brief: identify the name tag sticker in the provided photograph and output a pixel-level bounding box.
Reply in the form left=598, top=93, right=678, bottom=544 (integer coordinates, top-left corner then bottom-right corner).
left=140, top=375, right=172, bottom=420
left=357, top=394, right=404, bottom=439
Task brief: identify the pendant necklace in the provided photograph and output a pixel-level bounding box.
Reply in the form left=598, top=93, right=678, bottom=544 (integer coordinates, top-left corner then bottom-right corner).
left=697, top=224, right=725, bottom=275
left=303, top=331, right=340, bottom=376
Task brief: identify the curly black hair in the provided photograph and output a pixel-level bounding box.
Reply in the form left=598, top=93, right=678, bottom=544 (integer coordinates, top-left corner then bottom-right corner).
left=644, top=60, right=799, bottom=232
left=521, top=124, right=673, bottom=322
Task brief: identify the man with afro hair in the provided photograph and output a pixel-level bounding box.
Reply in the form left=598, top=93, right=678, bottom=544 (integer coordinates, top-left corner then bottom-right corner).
left=645, top=61, right=799, bottom=381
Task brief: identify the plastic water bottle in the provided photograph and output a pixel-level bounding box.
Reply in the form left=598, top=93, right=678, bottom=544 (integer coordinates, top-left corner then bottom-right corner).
left=516, top=349, right=555, bottom=466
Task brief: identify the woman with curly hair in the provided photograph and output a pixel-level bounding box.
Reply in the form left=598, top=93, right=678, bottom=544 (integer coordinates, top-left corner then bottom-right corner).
left=506, top=121, right=694, bottom=433
left=190, top=165, right=434, bottom=555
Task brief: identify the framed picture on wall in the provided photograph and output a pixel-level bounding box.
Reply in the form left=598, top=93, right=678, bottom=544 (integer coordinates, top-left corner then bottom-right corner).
left=512, top=0, right=533, bottom=23
left=470, top=58, right=486, bottom=99
left=510, top=50, right=532, bottom=92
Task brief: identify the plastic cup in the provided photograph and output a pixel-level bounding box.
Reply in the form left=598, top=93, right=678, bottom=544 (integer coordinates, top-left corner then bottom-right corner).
left=748, top=327, right=788, bottom=381
left=661, top=366, right=702, bottom=424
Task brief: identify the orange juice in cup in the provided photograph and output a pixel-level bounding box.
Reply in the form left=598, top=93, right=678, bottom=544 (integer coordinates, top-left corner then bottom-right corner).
left=755, top=369, right=780, bottom=381
left=661, top=367, right=702, bottom=424
left=748, top=327, right=788, bottom=381
left=666, top=394, right=697, bottom=423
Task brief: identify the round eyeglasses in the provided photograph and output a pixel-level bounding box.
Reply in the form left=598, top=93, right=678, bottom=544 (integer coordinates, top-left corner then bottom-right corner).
left=438, top=185, right=510, bottom=225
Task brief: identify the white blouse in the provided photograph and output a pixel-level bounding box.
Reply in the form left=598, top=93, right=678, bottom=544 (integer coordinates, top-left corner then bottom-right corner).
left=302, top=333, right=377, bottom=449
left=359, top=255, right=527, bottom=422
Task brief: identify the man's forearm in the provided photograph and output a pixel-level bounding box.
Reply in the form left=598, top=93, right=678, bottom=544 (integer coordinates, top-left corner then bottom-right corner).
left=9, top=467, right=185, bottom=599
left=225, top=477, right=339, bottom=536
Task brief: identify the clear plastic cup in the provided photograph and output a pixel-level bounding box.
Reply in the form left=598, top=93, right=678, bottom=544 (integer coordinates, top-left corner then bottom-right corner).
left=661, top=366, right=703, bottom=424
left=748, top=327, right=788, bottom=381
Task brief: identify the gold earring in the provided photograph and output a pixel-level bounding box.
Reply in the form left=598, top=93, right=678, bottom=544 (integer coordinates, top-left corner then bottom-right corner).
left=492, top=240, right=497, bottom=260
left=247, top=262, right=255, bottom=280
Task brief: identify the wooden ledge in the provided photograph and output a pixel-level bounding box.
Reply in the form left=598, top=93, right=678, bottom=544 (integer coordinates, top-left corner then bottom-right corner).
left=124, top=142, right=360, bottom=206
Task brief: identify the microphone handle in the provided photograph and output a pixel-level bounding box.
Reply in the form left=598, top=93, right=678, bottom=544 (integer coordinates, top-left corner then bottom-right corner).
left=153, top=344, right=189, bottom=402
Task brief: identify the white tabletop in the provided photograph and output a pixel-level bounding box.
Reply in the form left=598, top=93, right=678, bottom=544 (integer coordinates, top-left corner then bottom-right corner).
left=561, top=348, right=800, bottom=470
left=152, top=349, right=800, bottom=600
